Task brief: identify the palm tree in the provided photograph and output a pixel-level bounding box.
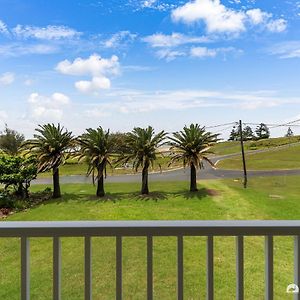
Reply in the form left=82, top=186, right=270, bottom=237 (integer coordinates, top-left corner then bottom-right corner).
left=23, top=124, right=74, bottom=198
left=169, top=124, right=219, bottom=192
left=76, top=127, right=114, bottom=197
left=117, top=126, right=166, bottom=195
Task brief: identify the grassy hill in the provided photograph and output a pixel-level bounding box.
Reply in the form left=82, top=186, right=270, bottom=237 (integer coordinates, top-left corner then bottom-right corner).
left=218, top=143, right=300, bottom=170
left=212, top=135, right=300, bottom=155
left=1, top=178, right=300, bottom=299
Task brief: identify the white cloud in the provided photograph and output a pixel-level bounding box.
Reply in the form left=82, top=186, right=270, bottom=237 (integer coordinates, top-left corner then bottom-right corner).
left=172, top=0, right=246, bottom=34
left=89, top=88, right=294, bottom=115
left=75, top=76, right=111, bottom=94
left=143, top=32, right=210, bottom=47
left=268, top=41, right=300, bottom=59
left=27, top=92, right=70, bottom=121
left=246, top=8, right=270, bottom=25
left=190, top=47, right=217, bottom=58
left=102, top=31, right=137, bottom=48
left=156, top=49, right=186, bottom=61
left=266, top=19, right=287, bottom=33
left=172, top=0, right=287, bottom=35
left=0, top=20, right=9, bottom=35
left=190, top=46, right=240, bottom=58
left=0, top=43, right=58, bottom=56
left=0, top=72, right=15, bottom=85
left=56, top=54, right=120, bottom=76
left=56, top=54, right=120, bottom=94
left=13, top=25, right=81, bottom=40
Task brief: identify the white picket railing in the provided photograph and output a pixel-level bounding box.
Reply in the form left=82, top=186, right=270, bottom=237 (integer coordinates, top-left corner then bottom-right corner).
left=1, top=220, right=300, bottom=300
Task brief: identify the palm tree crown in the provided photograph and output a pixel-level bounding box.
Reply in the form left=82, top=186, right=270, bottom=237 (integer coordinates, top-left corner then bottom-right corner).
left=118, top=126, right=166, bottom=194
left=76, top=127, right=114, bottom=197
left=169, top=124, right=219, bottom=191
left=23, top=123, right=74, bottom=197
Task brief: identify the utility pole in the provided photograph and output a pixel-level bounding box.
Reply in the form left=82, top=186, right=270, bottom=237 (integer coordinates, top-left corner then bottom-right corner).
left=239, top=120, right=247, bottom=188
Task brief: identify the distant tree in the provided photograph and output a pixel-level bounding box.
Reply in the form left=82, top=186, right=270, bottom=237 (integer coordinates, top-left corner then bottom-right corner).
left=22, top=124, right=74, bottom=198
left=0, top=125, right=25, bottom=155
left=285, top=127, right=294, bottom=137
left=255, top=123, right=270, bottom=140
left=77, top=127, right=115, bottom=197
left=117, top=126, right=166, bottom=195
left=110, top=132, right=130, bottom=153
left=0, top=156, right=38, bottom=198
left=169, top=124, right=219, bottom=192
left=228, top=126, right=238, bottom=141
left=242, top=126, right=254, bottom=141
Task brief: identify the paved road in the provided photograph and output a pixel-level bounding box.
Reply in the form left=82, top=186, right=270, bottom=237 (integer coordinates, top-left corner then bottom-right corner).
left=33, top=144, right=300, bottom=184
left=33, top=165, right=300, bottom=185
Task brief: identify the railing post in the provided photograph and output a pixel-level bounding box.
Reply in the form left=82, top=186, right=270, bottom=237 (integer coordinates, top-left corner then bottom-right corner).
left=85, top=236, right=92, bottom=300
left=147, top=236, right=153, bottom=300
left=294, top=236, right=300, bottom=300
left=116, top=236, right=122, bottom=300
left=265, top=236, right=273, bottom=300
left=177, top=235, right=183, bottom=300
left=53, top=237, right=61, bottom=300
left=207, top=236, right=214, bottom=300
left=21, top=237, right=30, bottom=300
left=236, top=236, right=244, bottom=300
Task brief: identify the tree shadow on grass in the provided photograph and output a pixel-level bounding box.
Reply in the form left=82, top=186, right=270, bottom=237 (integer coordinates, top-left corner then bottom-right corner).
left=175, top=188, right=220, bottom=200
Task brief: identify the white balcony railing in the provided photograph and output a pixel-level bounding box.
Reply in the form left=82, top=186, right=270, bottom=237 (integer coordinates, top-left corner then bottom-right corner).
left=1, top=220, right=300, bottom=300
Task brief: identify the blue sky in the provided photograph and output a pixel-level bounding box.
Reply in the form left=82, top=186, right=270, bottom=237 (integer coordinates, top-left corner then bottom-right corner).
left=1, top=0, right=300, bottom=138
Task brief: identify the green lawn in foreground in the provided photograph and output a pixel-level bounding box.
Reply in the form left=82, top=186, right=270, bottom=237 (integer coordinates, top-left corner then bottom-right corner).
left=1, top=177, right=300, bottom=299
left=218, top=144, right=300, bottom=170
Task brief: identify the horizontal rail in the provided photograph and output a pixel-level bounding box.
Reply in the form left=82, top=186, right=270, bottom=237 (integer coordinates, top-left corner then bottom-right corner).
left=1, top=221, right=300, bottom=237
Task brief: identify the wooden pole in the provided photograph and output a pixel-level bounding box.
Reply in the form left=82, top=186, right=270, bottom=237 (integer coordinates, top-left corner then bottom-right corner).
left=239, top=120, right=247, bottom=188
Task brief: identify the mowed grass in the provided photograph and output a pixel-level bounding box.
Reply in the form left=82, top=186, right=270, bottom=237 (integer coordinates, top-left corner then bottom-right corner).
left=1, top=178, right=300, bottom=299
left=218, top=143, right=300, bottom=170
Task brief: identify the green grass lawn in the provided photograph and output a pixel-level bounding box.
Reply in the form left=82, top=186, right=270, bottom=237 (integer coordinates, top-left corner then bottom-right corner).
left=1, top=177, right=300, bottom=299
left=218, top=144, right=300, bottom=170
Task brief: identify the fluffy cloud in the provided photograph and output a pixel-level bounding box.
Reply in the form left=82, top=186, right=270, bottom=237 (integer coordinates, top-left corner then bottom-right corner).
left=102, top=31, right=137, bottom=48
left=27, top=92, right=70, bottom=121
left=172, top=0, right=287, bottom=35
left=143, top=32, right=210, bottom=48
left=0, top=72, right=15, bottom=85
left=190, top=47, right=217, bottom=58
left=172, top=0, right=246, bottom=34
left=75, top=77, right=111, bottom=94
left=266, top=19, right=287, bottom=33
left=12, top=25, right=81, bottom=40
left=56, top=54, right=120, bottom=94
left=56, top=54, right=119, bottom=76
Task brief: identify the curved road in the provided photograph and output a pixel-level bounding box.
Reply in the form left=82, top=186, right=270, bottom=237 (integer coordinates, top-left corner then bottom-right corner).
left=33, top=151, right=300, bottom=185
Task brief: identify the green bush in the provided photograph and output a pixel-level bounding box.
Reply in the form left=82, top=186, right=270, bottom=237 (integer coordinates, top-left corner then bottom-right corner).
left=0, top=190, right=15, bottom=209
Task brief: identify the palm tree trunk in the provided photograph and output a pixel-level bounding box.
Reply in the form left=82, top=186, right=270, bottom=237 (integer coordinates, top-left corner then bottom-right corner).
left=96, top=164, right=105, bottom=197
left=52, top=167, right=61, bottom=198
left=190, top=163, right=198, bottom=192
left=141, top=163, right=149, bottom=195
